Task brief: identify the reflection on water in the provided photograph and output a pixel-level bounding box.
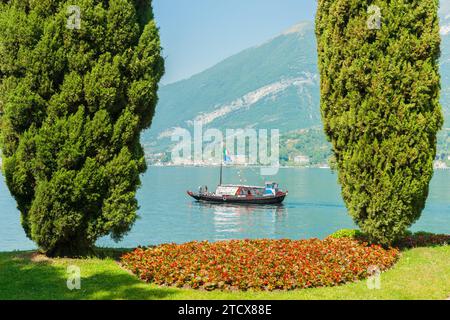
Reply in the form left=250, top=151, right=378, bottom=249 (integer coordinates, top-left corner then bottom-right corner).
left=190, top=202, right=288, bottom=240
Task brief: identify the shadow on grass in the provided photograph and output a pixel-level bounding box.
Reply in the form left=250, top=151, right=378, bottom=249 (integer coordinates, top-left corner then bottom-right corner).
left=0, top=251, right=177, bottom=300
left=77, top=271, right=177, bottom=300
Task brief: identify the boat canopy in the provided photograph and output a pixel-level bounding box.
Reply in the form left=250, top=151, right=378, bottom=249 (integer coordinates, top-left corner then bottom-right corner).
left=215, top=186, right=240, bottom=196
left=215, top=185, right=266, bottom=196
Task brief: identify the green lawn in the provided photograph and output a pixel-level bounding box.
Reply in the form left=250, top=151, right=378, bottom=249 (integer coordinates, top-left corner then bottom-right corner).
left=1, top=246, right=449, bottom=300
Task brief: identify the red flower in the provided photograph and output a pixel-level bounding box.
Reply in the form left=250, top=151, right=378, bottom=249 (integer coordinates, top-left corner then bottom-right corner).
left=121, top=238, right=400, bottom=291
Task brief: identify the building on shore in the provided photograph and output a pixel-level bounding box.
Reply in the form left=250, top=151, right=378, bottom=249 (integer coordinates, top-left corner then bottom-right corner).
left=434, top=160, right=449, bottom=170
left=292, top=155, right=310, bottom=166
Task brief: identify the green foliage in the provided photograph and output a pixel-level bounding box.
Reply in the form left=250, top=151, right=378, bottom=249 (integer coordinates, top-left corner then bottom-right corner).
left=316, top=0, right=443, bottom=245
left=279, top=128, right=332, bottom=166
left=328, top=229, right=365, bottom=240
left=0, top=0, right=164, bottom=256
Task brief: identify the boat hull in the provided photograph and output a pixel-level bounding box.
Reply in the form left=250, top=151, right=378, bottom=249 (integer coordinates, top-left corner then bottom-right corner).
left=187, top=192, right=286, bottom=205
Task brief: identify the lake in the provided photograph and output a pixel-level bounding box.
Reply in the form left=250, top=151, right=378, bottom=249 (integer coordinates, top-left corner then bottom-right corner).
left=0, top=167, right=449, bottom=251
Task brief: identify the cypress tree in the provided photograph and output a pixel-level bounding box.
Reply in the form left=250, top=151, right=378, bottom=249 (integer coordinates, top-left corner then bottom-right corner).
left=0, top=0, right=164, bottom=256
left=316, top=0, right=442, bottom=245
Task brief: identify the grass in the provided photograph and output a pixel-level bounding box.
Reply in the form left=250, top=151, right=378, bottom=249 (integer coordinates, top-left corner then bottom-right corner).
left=0, top=245, right=449, bottom=300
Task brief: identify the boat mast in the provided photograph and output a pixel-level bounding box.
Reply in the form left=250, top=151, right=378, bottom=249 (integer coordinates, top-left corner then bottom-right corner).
left=219, top=161, right=223, bottom=186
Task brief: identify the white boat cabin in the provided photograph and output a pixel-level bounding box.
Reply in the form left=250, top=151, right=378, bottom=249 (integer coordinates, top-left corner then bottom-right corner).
left=213, top=182, right=280, bottom=197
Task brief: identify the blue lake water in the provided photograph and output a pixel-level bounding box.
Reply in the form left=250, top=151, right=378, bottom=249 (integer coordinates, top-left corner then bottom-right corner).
left=0, top=167, right=449, bottom=251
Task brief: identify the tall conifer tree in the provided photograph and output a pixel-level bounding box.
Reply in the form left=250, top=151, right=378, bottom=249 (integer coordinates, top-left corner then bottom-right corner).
left=0, top=0, right=164, bottom=256
left=316, top=0, right=442, bottom=244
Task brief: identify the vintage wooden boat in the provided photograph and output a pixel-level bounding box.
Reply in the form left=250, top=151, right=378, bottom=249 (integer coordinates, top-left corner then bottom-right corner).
left=187, top=182, right=288, bottom=205
left=187, top=150, right=287, bottom=205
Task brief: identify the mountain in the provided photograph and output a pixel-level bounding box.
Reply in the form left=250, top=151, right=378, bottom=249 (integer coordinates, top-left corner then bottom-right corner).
left=142, top=22, right=322, bottom=161
left=143, top=15, right=450, bottom=166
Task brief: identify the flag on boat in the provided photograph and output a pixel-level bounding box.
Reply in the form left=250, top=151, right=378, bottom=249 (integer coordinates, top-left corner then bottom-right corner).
left=223, top=148, right=232, bottom=163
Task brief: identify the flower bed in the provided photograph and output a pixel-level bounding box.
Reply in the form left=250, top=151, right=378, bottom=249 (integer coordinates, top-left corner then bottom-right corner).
left=394, top=233, right=450, bottom=249
left=121, top=238, right=399, bottom=291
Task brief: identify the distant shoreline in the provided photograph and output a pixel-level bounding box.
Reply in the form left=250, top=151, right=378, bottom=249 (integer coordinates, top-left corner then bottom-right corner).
left=146, top=164, right=450, bottom=170
left=147, top=164, right=331, bottom=169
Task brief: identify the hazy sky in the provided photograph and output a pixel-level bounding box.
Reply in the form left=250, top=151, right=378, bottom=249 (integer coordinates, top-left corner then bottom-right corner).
left=441, top=0, right=450, bottom=16
left=153, top=0, right=317, bottom=84
left=153, top=0, right=449, bottom=85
